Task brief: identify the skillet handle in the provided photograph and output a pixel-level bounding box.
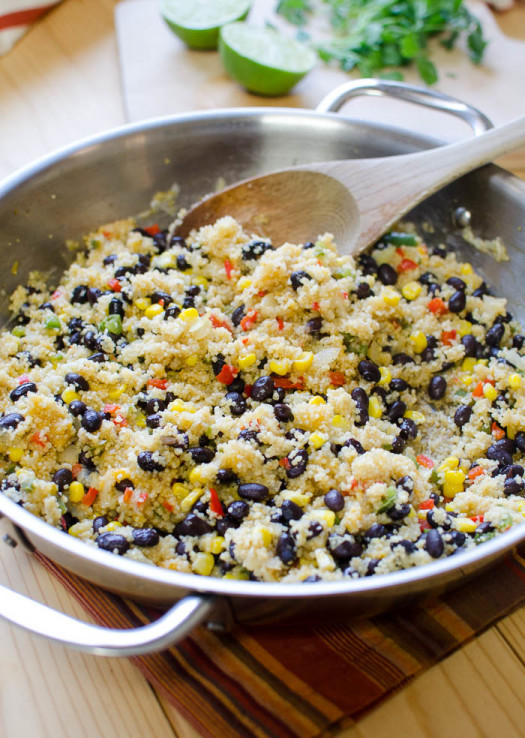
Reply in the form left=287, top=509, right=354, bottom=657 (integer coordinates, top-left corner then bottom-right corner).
left=0, top=581, right=216, bottom=656
left=316, top=78, right=493, bottom=135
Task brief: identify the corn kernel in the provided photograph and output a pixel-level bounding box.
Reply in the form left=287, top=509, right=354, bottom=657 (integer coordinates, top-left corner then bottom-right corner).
left=410, top=331, right=427, bottom=354
left=135, top=412, right=146, bottom=428
left=61, top=388, right=80, bottom=404
left=309, top=396, right=326, bottom=406
left=417, top=509, right=428, bottom=520
left=283, top=491, right=310, bottom=507
left=237, top=277, right=252, bottom=290
left=108, top=385, right=126, bottom=401
left=445, top=503, right=455, bottom=512
left=144, top=304, right=164, bottom=319
left=477, top=359, right=488, bottom=366
left=311, top=510, right=336, bottom=527
left=404, top=410, right=425, bottom=423
left=368, top=396, right=382, bottom=419
left=69, top=482, right=85, bottom=503
left=210, top=536, right=226, bottom=554
left=254, top=527, right=273, bottom=547
left=68, top=523, right=84, bottom=537
left=192, top=552, right=215, bottom=576
left=223, top=567, right=250, bottom=580
left=378, top=366, right=392, bottom=386
left=382, top=287, right=400, bottom=306
left=332, top=415, right=352, bottom=431
left=185, top=355, right=198, bottom=367
left=455, top=518, right=478, bottom=533
left=462, top=357, right=477, bottom=372
left=193, top=276, right=208, bottom=288
left=7, top=447, right=23, bottom=463
left=443, top=470, right=465, bottom=497
left=170, top=399, right=195, bottom=413
left=508, top=427, right=516, bottom=440
left=309, top=432, right=327, bottom=450
left=171, top=483, right=189, bottom=499
left=458, top=320, right=472, bottom=337
left=460, top=375, right=473, bottom=386
left=179, top=307, right=199, bottom=322
left=460, top=263, right=473, bottom=275
left=181, top=488, right=204, bottom=513
left=292, top=351, right=314, bottom=372
left=315, top=549, right=335, bottom=571
left=105, top=521, right=123, bottom=532
left=509, top=373, right=522, bottom=390
left=401, top=281, right=421, bottom=301
left=437, top=456, right=459, bottom=472
left=238, top=353, right=257, bottom=370
left=189, top=467, right=207, bottom=485
left=134, top=297, right=151, bottom=311
left=269, top=358, right=292, bottom=376
left=483, top=383, right=498, bottom=402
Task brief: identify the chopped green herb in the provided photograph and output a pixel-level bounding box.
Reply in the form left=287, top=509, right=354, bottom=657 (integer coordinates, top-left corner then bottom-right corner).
left=377, top=486, right=397, bottom=513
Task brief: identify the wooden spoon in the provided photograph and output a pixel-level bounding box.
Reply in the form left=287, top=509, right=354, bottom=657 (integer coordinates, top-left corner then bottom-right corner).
left=176, top=116, right=525, bottom=254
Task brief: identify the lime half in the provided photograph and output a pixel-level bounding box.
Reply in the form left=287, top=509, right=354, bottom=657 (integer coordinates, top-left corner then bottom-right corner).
left=161, top=0, right=252, bottom=50
left=219, top=23, right=316, bottom=96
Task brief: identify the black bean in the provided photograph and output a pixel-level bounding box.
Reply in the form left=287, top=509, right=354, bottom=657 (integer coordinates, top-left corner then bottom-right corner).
left=251, top=375, right=275, bottom=402
left=387, top=400, right=406, bottom=422
left=83, top=330, right=101, bottom=351
left=150, top=290, right=172, bottom=306
left=175, top=514, right=211, bottom=537
left=189, top=446, right=215, bottom=464
left=419, top=271, right=437, bottom=285
left=52, top=468, right=73, bottom=491
left=512, top=334, right=525, bottom=350
left=330, top=537, right=362, bottom=561
left=274, top=403, right=294, bottom=422
left=104, top=255, right=117, bottom=266
left=78, top=450, right=96, bottom=470
left=286, top=448, right=308, bottom=478
left=398, top=418, right=417, bottom=440
left=391, top=539, right=417, bottom=554
left=227, top=500, right=250, bottom=520
left=306, top=317, right=323, bottom=336
left=357, top=359, right=380, bottom=383
left=393, top=352, right=413, bottom=365
left=108, top=298, right=125, bottom=319
left=365, top=559, right=380, bottom=576
left=391, top=435, right=405, bottom=454
left=225, top=391, right=247, bottom=416
left=0, top=412, right=25, bottom=429
left=427, top=510, right=452, bottom=530
left=390, top=378, right=408, bottom=392
left=276, top=532, right=296, bottom=564
left=68, top=317, right=83, bottom=332
left=164, top=305, right=181, bottom=320
left=449, top=290, right=466, bottom=313
left=242, top=240, right=272, bottom=260
left=425, top=529, right=444, bottom=558
left=355, top=282, right=372, bottom=299
left=454, top=404, right=472, bottom=428
left=363, top=523, right=386, bottom=542
left=486, top=323, right=505, bottom=347
left=115, top=478, right=134, bottom=492
left=506, top=464, right=524, bottom=478
left=504, top=478, right=525, bottom=496
left=515, top=432, right=525, bottom=452
left=132, top=529, right=160, bottom=547
left=358, top=253, right=377, bottom=276
left=65, top=372, right=89, bottom=391
left=303, top=241, right=315, bottom=250
left=281, top=500, right=303, bottom=522
left=420, top=347, right=435, bottom=363
left=93, top=516, right=109, bottom=534
left=216, top=518, right=234, bottom=536
left=137, top=451, right=164, bottom=472
left=176, top=254, right=190, bottom=271
left=87, top=287, right=102, bottom=304
left=387, top=504, right=411, bottom=521
left=447, top=530, right=466, bottom=547
left=290, top=271, right=312, bottom=290
left=146, top=413, right=162, bottom=428
left=97, top=533, right=130, bottom=555
left=396, top=475, right=414, bottom=495
left=475, top=522, right=494, bottom=536
left=217, top=468, right=239, bottom=484
left=81, top=410, right=103, bottom=432
left=231, top=305, right=245, bottom=327
left=461, top=335, right=479, bottom=357
left=238, top=429, right=259, bottom=443
left=428, top=376, right=447, bottom=400
left=344, top=438, right=365, bottom=455
left=72, top=285, right=89, bottom=304
left=238, top=483, right=269, bottom=501
left=494, top=438, right=516, bottom=455
left=9, top=382, right=37, bottom=402
left=351, top=387, right=369, bottom=426
left=324, top=489, right=344, bottom=512
left=446, top=276, right=466, bottom=291
left=307, top=522, right=324, bottom=540
left=182, top=296, right=195, bottom=309
left=377, top=263, right=397, bottom=285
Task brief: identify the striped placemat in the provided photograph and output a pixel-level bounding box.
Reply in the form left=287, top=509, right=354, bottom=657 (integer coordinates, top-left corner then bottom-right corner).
left=0, top=1, right=62, bottom=55
left=35, top=546, right=525, bottom=738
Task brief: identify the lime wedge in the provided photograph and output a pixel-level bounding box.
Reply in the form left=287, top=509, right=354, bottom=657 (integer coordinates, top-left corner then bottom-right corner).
left=219, top=23, right=316, bottom=96
left=161, top=0, right=252, bottom=50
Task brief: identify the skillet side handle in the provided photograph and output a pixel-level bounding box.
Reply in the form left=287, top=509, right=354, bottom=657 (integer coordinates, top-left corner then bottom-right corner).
left=0, top=582, right=216, bottom=657
left=316, top=78, right=493, bottom=135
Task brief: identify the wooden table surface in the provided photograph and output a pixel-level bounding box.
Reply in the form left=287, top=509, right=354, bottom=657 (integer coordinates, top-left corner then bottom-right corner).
left=1, top=2, right=525, bottom=737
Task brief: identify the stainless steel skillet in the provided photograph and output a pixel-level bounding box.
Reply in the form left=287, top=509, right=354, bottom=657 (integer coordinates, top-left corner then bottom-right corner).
left=1, top=80, right=524, bottom=656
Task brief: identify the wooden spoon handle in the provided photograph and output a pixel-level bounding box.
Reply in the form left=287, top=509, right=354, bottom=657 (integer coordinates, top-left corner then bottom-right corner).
left=310, top=116, right=525, bottom=251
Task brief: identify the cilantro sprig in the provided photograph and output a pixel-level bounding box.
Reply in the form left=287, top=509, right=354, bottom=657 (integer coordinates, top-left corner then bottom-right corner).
left=276, top=0, right=487, bottom=84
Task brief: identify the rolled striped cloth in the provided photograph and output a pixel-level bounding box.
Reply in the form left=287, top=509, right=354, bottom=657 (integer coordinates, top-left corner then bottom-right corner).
left=0, top=1, right=62, bottom=55
left=34, top=545, right=525, bottom=738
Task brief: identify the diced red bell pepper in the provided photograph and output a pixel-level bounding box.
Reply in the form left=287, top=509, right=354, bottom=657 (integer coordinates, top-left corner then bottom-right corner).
left=18, top=375, right=30, bottom=385
left=419, top=499, right=435, bottom=510
left=148, top=378, right=168, bottom=390
left=82, top=487, right=99, bottom=506
left=216, top=364, right=238, bottom=385
left=329, top=371, right=345, bottom=387
left=107, top=278, right=122, bottom=292
left=240, top=310, right=258, bottom=331
left=273, top=376, right=305, bottom=390
left=209, top=314, right=232, bottom=332
left=104, top=403, right=119, bottom=414
left=416, top=454, right=434, bottom=469
left=312, top=302, right=320, bottom=312
left=472, top=382, right=484, bottom=398
left=163, top=500, right=174, bottom=513
left=244, top=384, right=252, bottom=397
left=30, top=431, right=47, bottom=448
left=122, top=488, right=133, bottom=504
left=224, top=259, right=233, bottom=280
left=71, top=463, right=83, bottom=479
left=143, top=224, right=160, bottom=236
left=276, top=317, right=284, bottom=331
left=428, top=297, right=447, bottom=315
left=491, top=422, right=505, bottom=440
left=279, top=458, right=291, bottom=470
left=441, top=330, right=456, bottom=346
left=208, top=487, right=224, bottom=517
left=468, top=466, right=484, bottom=480
left=398, top=258, right=418, bottom=273
left=137, top=491, right=148, bottom=505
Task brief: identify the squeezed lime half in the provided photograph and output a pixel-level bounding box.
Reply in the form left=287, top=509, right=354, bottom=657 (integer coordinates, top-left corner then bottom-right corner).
left=219, top=22, right=316, bottom=96
left=161, top=0, right=252, bottom=50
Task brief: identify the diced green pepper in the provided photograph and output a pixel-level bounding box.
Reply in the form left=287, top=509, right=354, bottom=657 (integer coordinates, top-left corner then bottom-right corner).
left=377, top=486, right=397, bottom=513
left=383, top=232, right=418, bottom=247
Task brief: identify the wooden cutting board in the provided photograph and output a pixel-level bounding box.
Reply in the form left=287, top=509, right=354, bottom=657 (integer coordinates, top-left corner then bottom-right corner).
left=115, top=0, right=525, bottom=160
